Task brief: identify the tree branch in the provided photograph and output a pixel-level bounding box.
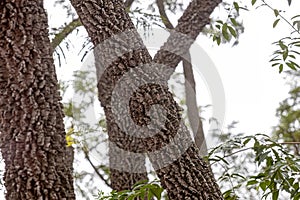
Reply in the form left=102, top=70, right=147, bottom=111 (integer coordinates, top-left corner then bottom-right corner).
left=84, top=150, right=112, bottom=188
left=51, top=18, right=82, bottom=49
left=156, top=0, right=208, bottom=155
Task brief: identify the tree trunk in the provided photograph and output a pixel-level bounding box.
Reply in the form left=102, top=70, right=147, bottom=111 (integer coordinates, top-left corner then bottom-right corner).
left=0, top=1, right=75, bottom=199
left=70, top=0, right=223, bottom=198
left=156, top=0, right=208, bottom=155
left=85, top=4, right=149, bottom=191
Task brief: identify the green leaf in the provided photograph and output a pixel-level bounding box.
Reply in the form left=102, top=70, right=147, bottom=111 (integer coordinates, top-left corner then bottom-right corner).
left=230, top=18, right=238, bottom=26
left=279, top=64, right=284, bottom=73
left=149, top=187, right=163, bottom=199
left=222, top=23, right=230, bottom=41
left=251, top=0, right=257, bottom=5
left=274, top=9, right=280, bottom=17
left=283, top=50, right=289, bottom=61
left=260, top=182, right=268, bottom=191
left=286, top=62, right=297, bottom=70
left=290, top=60, right=300, bottom=68
left=273, top=19, right=280, bottom=28
left=247, top=180, right=258, bottom=186
left=278, top=41, right=287, bottom=50
left=233, top=2, right=239, bottom=14
left=215, top=155, right=230, bottom=165
left=243, top=138, right=251, bottom=145
left=228, top=26, right=237, bottom=38
left=293, top=21, right=300, bottom=31
left=257, top=151, right=271, bottom=165
left=217, top=37, right=221, bottom=45
left=271, top=63, right=280, bottom=67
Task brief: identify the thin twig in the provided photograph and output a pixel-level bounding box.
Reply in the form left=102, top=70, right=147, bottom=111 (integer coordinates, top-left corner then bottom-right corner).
left=84, top=150, right=111, bottom=187
left=262, top=0, right=300, bottom=35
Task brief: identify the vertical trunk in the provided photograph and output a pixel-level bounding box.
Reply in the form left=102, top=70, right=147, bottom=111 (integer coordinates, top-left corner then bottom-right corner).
left=70, top=0, right=223, bottom=198
left=0, top=1, right=75, bottom=199
left=77, top=3, right=148, bottom=191
left=157, top=0, right=208, bottom=155
left=183, top=54, right=208, bottom=156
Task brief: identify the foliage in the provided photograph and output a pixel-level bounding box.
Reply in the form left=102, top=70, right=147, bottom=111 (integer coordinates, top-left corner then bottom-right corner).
left=93, top=129, right=300, bottom=200
left=96, top=180, right=164, bottom=200
left=210, top=0, right=300, bottom=73
left=273, top=71, right=300, bottom=155
left=207, top=1, right=244, bottom=46
left=209, top=128, right=300, bottom=200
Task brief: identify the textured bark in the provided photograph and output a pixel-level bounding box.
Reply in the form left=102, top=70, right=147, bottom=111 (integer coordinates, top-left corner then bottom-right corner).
left=71, top=1, right=149, bottom=191
left=70, top=0, right=223, bottom=198
left=157, top=0, right=208, bottom=155
left=0, top=1, right=75, bottom=199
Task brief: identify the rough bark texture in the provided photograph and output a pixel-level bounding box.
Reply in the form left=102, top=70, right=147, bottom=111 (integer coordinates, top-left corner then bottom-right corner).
left=0, top=0, right=75, bottom=199
left=70, top=0, right=223, bottom=198
left=157, top=0, right=208, bottom=155
left=71, top=1, right=149, bottom=191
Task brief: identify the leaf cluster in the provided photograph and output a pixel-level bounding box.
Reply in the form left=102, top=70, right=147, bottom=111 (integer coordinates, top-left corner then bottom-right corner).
left=96, top=180, right=164, bottom=200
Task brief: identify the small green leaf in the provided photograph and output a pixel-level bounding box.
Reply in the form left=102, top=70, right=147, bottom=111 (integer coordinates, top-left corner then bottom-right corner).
left=233, top=2, right=239, bottom=14
left=217, top=37, right=221, bottom=45
left=251, top=0, right=257, bottom=5
left=230, top=18, right=238, bottom=26
left=228, top=26, right=237, bottom=38
left=247, top=180, right=258, bottom=186
left=278, top=41, right=287, bottom=50
left=286, top=62, right=297, bottom=70
left=283, top=50, right=289, bottom=61
left=290, top=60, right=300, bottom=68
left=149, top=187, right=163, bottom=199
left=279, top=64, right=284, bottom=73
left=273, top=19, right=280, bottom=28
left=222, top=23, right=230, bottom=41
left=271, top=63, right=280, bottom=67
left=243, top=138, right=251, bottom=145
left=260, top=182, right=268, bottom=191
left=274, top=9, right=280, bottom=17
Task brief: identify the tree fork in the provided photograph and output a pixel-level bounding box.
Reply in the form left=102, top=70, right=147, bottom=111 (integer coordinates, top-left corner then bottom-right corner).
left=70, top=0, right=223, bottom=198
